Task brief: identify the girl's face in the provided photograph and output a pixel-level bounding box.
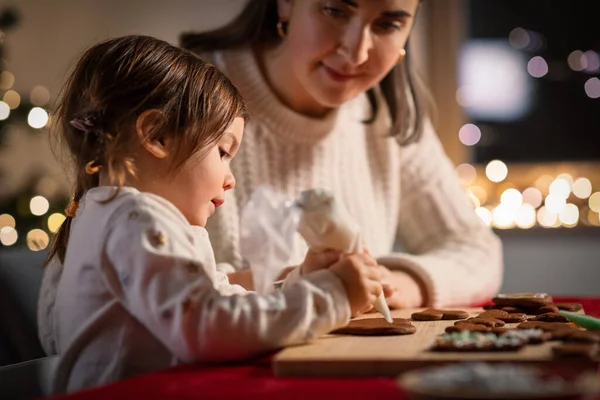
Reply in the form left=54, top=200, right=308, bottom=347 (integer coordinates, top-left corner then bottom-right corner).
left=174, top=117, right=245, bottom=227
left=139, top=117, right=244, bottom=227
left=277, top=0, right=419, bottom=111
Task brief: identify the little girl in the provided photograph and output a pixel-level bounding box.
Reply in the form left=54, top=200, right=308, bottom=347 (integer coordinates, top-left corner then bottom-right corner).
left=45, top=35, right=383, bottom=393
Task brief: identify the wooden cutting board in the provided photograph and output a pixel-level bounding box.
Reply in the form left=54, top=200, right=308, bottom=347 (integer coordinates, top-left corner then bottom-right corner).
left=273, top=307, right=599, bottom=377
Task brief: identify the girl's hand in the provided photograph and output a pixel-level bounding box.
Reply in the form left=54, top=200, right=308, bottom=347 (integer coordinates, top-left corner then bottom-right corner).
left=368, top=265, right=424, bottom=310
left=300, top=249, right=342, bottom=275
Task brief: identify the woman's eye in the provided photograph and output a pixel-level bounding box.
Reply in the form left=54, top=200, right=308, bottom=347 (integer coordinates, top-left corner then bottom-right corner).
left=376, top=20, right=402, bottom=32
left=323, top=6, right=348, bottom=19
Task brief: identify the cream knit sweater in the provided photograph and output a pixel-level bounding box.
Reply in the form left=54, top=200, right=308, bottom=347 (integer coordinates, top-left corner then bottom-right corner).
left=203, top=48, right=504, bottom=308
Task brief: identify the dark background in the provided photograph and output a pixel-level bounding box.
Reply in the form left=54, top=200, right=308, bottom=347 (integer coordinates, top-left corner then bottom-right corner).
left=467, top=0, right=600, bottom=163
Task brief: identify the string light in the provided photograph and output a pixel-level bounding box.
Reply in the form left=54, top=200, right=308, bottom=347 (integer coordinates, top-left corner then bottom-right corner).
left=475, top=207, right=493, bottom=226
left=30, top=85, right=51, bottom=106
left=500, top=188, right=523, bottom=210
left=537, top=206, right=558, bottom=228
left=522, top=187, right=543, bottom=208
left=0, top=101, right=9, bottom=120
left=515, top=204, right=536, bottom=229
left=27, top=107, right=49, bottom=129
left=567, top=50, right=587, bottom=71
left=573, top=178, right=592, bottom=199
left=0, top=226, right=18, bottom=246
left=559, top=204, right=579, bottom=227
left=583, top=50, right=600, bottom=73
left=549, top=178, right=571, bottom=199
left=0, top=70, right=14, bottom=90
left=26, top=229, right=49, bottom=251
left=584, top=77, right=600, bottom=99
left=30, top=195, right=50, bottom=216
left=3, top=89, right=21, bottom=109
left=527, top=56, right=548, bottom=78
left=458, top=124, right=482, bottom=146
left=47, top=213, right=66, bottom=233
left=589, top=192, right=600, bottom=213
left=456, top=163, right=477, bottom=185
left=485, top=160, right=508, bottom=183
left=0, top=214, right=16, bottom=229
left=545, top=193, right=567, bottom=214
left=492, top=205, right=515, bottom=229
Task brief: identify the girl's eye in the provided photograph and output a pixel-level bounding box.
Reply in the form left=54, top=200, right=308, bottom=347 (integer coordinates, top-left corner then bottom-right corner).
left=219, top=149, right=231, bottom=159
left=323, top=6, right=348, bottom=19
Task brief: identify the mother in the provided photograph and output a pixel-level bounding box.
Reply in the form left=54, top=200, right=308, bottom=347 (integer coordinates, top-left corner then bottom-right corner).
left=180, top=0, right=503, bottom=308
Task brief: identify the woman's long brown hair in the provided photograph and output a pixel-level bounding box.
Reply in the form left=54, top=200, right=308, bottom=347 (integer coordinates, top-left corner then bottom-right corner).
left=46, top=35, right=247, bottom=265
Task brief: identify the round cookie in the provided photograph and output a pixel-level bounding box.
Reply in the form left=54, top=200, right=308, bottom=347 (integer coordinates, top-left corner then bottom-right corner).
left=439, top=310, right=470, bottom=320
left=330, top=318, right=416, bottom=336
left=492, top=293, right=553, bottom=308
left=412, top=309, right=444, bottom=321
left=552, top=343, right=599, bottom=360
left=464, top=317, right=506, bottom=327
left=554, top=302, right=583, bottom=312
left=446, top=323, right=491, bottom=333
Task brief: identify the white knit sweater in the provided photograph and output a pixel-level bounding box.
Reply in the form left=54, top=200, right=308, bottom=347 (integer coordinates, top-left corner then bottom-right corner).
left=203, top=48, right=504, bottom=308
left=48, top=187, right=350, bottom=393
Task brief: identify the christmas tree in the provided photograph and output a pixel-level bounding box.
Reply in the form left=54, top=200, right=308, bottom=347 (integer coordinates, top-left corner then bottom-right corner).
left=0, top=6, right=67, bottom=251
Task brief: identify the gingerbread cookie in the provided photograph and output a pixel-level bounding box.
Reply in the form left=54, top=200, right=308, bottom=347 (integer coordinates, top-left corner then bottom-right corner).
left=446, top=323, right=491, bottom=333
left=330, top=318, right=416, bottom=336
left=478, top=310, right=527, bottom=323
left=412, top=309, right=443, bottom=321
left=411, top=309, right=469, bottom=321
left=432, top=331, right=526, bottom=352
left=552, top=343, right=599, bottom=360
left=534, top=305, right=560, bottom=314
left=463, top=318, right=506, bottom=327
left=554, top=302, right=583, bottom=312
left=527, top=312, right=569, bottom=323
left=492, top=293, right=553, bottom=308
left=564, top=330, right=600, bottom=344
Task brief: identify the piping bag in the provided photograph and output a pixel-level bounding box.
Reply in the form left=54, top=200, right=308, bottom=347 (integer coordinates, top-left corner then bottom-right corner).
left=239, top=186, right=392, bottom=323
left=296, top=188, right=393, bottom=323
left=558, top=310, right=600, bottom=331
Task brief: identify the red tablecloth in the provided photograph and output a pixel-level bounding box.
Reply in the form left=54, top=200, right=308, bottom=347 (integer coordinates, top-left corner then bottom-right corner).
left=48, top=296, right=600, bottom=400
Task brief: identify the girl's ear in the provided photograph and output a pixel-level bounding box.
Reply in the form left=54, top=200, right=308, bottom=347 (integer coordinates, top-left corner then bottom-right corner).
left=136, top=110, right=170, bottom=159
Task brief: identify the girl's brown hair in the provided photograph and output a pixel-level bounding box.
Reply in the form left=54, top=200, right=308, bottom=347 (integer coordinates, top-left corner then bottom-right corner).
left=47, top=35, right=247, bottom=265
left=180, top=0, right=431, bottom=145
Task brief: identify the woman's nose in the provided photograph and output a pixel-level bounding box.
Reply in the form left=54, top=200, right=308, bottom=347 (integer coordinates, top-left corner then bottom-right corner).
left=338, top=26, right=372, bottom=66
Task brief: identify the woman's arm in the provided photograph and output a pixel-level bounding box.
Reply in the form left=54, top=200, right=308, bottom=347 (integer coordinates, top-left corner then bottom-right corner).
left=378, top=119, right=503, bottom=308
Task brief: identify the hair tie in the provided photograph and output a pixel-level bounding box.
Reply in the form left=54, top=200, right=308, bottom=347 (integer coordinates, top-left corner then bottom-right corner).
left=70, top=116, right=96, bottom=134
left=65, top=199, right=80, bottom=218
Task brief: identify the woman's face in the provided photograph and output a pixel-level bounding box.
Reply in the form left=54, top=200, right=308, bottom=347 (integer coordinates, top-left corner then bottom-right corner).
left=278, top=0, right=419, bottom=109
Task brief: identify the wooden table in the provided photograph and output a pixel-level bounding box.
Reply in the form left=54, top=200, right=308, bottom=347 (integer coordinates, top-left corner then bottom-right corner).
left=47, top=296, right=600, bottom=400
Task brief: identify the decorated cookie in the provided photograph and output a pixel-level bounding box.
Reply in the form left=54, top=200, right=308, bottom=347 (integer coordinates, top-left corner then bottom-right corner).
left=432, top=331, right=526, bottom=352
left=330, top=318, right=416, bottom=336
left=492, top=293, right=553, bottom=308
